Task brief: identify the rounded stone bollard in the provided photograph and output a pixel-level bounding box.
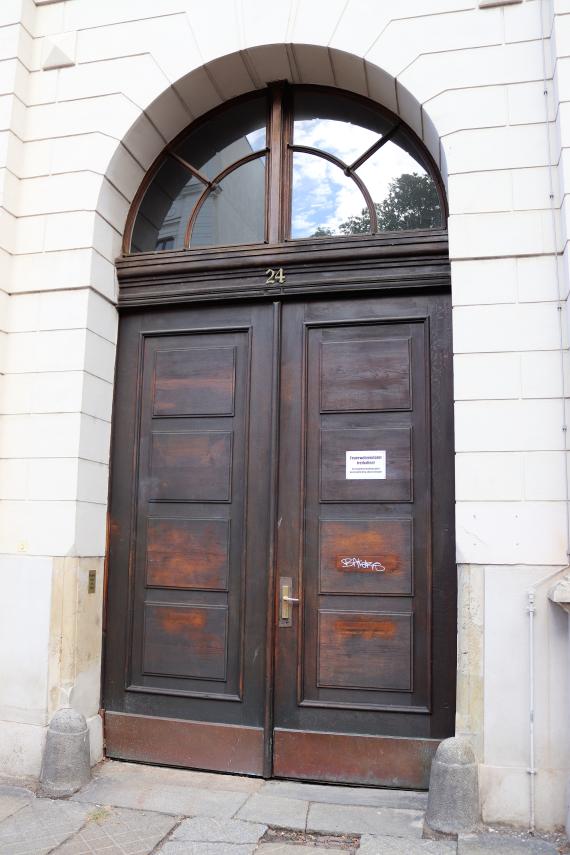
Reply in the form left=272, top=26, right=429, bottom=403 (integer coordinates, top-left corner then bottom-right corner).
left=424, top=736, right=480, bottom=838
left=39, top=708, right=91, bottom=798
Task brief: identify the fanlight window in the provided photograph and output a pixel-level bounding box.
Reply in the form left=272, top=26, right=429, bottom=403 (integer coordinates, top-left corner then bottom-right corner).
left=127, top=86, right=445, bottom=254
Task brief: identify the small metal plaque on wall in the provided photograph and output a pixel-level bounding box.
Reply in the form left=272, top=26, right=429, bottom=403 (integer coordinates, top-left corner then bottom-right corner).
left=88, top=569, right=96, bottom=594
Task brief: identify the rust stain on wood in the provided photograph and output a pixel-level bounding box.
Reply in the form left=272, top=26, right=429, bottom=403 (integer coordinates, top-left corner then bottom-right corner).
left=146, top=518, right=229, bottom=590
left=333, top=615, right=396, bottom=640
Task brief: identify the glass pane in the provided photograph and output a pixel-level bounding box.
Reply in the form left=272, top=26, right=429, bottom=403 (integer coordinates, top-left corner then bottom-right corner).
left=175, top=94, right=267, bottom=181
left=291, top=152, right=371, bottom=239
left=356, top=134, right=443, bottom=231
left=190, top=156, right=266, bottom=248
left=294, top=90, right=393, bottom=165
left=131, top=157, right=204, bottom=253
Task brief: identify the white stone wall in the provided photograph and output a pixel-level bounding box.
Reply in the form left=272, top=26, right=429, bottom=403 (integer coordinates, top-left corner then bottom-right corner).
left=0, top=0, right=568, bottom=830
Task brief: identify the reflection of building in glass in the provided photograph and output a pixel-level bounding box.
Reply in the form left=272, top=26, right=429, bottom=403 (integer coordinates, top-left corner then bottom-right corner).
left=132, top=137, right=265, bottom=252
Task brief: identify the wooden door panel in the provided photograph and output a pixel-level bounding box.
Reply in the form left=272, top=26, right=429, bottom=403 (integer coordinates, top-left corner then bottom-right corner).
left=146, top=518, right=230, bottom=590
left=272, top=730, right=438, bottom=789
left=319, top=518, right=413, bottom=596
left=104, top=304, right=274, bottom=773
left=317, top=611, right=413, bottom=691
left=320, top=427, right=412, bottom=502
left=304, top=317, right=428, bottom=711
left=320, top=337, right=411, bottom=412
left=153, top=346, right=236, bottom=417
left=131, top=330, right=245, bottom=702
left=274, top=295, right=455, bottom=787
left=149, top=431, right=233, bottom=502
left=142, top=603, right=228, bottom=680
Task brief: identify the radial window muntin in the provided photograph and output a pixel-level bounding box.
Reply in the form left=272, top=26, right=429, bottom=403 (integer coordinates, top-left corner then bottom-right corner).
left=125, top=84, right=447, bottom=255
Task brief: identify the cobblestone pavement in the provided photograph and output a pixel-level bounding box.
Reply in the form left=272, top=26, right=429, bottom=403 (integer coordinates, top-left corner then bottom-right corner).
left=0, top=761, right=566, bottom=854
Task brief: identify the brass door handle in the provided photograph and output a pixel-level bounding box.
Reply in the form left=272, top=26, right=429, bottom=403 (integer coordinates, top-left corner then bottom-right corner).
left=279, top=578, right=299, bottom=625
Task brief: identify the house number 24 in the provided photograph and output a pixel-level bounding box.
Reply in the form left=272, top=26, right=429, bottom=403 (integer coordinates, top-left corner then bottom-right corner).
left=265, top=267, right=286, bottom=285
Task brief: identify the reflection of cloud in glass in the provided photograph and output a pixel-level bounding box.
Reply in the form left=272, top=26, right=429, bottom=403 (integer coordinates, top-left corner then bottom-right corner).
left=294, top=118, right=378, bottom=162
left=292, top=118, right=428, bottom=238
left=292, top=153, right=366, bottom=238
left=246, top=127, right=266, bottom=151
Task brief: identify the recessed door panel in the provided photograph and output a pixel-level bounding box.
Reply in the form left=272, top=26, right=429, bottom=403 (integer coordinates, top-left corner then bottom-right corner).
left=143, top=603, right=228, bottom=680
left=320, top=427, right=412, bottom=503
left=145, top=518, right=230, bottom=591
left=317, top=610, right=413, bottom=691
left=149, top=431, right=233, bottom=502
left=153, top=346, right=236, bottom=417
left=320, top=337, right=411, bottom=412
left=319, top=518, right=413, bottom=596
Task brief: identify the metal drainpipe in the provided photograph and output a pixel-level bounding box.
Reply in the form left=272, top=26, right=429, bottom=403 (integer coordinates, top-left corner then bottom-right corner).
left=527, top=589, right=537, bottom=835
left=526, top=569, right=568, bottom=835
left=525, top=0, right=570, bottom=836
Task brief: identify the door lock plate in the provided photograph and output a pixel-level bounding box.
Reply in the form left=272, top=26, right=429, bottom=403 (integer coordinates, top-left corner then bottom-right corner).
left=279, top=577, right=299, bottom=626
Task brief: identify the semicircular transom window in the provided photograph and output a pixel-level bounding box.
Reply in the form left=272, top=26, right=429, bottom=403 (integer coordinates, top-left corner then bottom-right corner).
left=127, top=85, right=445, bottom=254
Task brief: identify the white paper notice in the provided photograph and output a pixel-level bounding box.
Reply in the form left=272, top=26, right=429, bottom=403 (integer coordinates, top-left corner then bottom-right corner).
left=345, top=450, right=386, bottom=480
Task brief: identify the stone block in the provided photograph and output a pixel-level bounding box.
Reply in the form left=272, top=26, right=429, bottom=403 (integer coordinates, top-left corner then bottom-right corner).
left=236, top=793, right=308, bottom=830
left=41, top=31, right=76, bottom=70
left=0, top=798, right=91, bottom=853
left=39, top=708, right=91, bottom=798
left=262, top=779, right=427, bottom=810
left=55, top=806, right=178, bottom=855
left=171, top=816, right=267, bottom=844
left=158, top=843, right=256, bottom=855
left=359, top=835, right=456, bottom=854
left=307, top=803, right=424, bottom=838
left=73, top=775, right=249, bottom=817
left=424, top=737, right=479, bottom=838
left=458, top=832, right=557, bottom=853
left=0, top=785, right=34, bottom=821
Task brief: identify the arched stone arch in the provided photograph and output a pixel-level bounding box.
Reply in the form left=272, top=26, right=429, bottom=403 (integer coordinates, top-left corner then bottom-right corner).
left=99, top=43, right=445, bottom=242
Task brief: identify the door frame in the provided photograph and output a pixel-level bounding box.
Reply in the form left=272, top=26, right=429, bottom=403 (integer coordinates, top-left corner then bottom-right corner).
left=103, top=231, right=455, bottom=784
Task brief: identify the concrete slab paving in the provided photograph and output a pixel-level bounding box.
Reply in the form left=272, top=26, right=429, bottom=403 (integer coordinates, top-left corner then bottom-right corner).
left=307, top=803, right=424, bottom=839
left=171, top=815, right=267, bottom=843
left=0, top=798, right=92, bottom=855
left=158, top=843, right=258, bottom=855
left=0, top=785, right=34, bottom=822
left=236, top=793, right=309, bottom=830
left=358, top=833, right=456, bottom=853
left=457, top=832, right=558, bottom=854
left=73, top=778, right=250, bottom=818
left=0, top=761, right=566, bottom=855
left=52, top=805, right=178, bottom=854
left=256, top=844, right=349, bottom=854
left=93, top=759, right=262, bottom=793
left=263, top=780, right=428, bottom=811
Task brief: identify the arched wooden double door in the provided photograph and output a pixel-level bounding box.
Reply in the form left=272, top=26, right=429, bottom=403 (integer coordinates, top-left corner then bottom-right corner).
left=102, top=85, right=456, bottom=789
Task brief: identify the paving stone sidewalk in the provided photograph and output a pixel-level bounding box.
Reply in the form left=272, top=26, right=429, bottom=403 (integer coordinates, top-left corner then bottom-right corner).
left=0, top=761, right=566, bottom=855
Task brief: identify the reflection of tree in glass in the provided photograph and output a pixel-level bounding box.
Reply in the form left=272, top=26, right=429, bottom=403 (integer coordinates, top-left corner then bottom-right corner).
left=311, top=172, right=441, bottom=237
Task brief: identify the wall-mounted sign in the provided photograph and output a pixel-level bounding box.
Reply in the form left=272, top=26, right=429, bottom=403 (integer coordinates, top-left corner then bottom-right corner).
left=335, top=556, right=386, bottom=573
left=345, top=450, right=386, bottom=479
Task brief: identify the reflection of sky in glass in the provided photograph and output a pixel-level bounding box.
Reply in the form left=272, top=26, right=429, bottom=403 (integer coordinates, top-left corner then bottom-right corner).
left=246, top=127, right=266, bottom=151
left=294, top=118, right=378, bottom=163
left=291, top=118, right=428, bottom=238
left=292, top=153, right=367, bottom=238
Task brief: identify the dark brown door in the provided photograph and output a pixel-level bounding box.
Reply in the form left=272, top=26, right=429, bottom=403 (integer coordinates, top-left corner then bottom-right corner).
left=103, top=292, right=455, bottom=788
left=104, top=301, right=276, bottom=775
left=273, top=294, right=455, bottom=788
